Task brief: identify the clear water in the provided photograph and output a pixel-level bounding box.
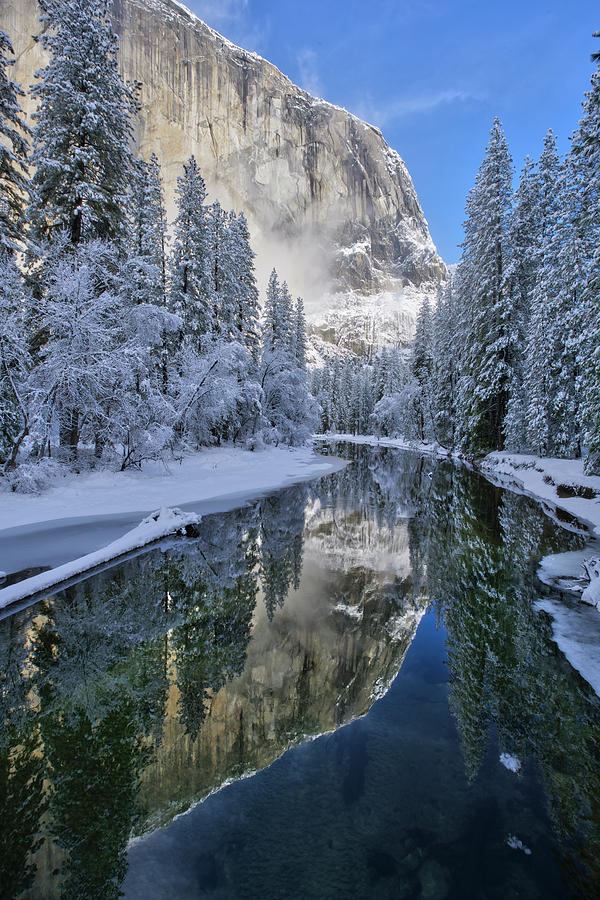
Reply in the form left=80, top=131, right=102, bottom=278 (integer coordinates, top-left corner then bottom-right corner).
left=1, top=444, right=599, bottom=899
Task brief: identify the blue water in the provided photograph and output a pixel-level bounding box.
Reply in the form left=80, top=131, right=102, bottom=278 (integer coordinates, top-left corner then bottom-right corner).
left=124, top=612, right=570, bottom=899
left=1, top=444, right=599, bottom=898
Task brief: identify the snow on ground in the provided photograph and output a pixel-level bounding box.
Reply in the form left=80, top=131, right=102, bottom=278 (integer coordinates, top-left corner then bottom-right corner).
left=0, top=508, right=200, bottom=612
left=0, top=446, right=345, bottom=577
left=481, top=453, right=600, bottom=536
left=318, top=433, right=453, bottom=458
left=535, top=597, right=600, bottom=696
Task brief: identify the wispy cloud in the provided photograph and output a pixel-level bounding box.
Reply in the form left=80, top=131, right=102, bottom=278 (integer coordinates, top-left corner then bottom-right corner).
left=355, top=89, right=478, bottom=128
left=189, top=0, right=249, bottom=28
left=185, top=0, right=267, bottom=53
left=296, top=48, right=323, bottom=98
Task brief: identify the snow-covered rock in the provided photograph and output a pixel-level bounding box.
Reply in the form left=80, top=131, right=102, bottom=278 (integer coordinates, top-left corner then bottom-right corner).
left=581, top=557, right=600, bottom=611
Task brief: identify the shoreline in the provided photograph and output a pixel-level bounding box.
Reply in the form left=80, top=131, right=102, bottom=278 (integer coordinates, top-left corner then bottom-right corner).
left=0, top=446, right=347, bottom=579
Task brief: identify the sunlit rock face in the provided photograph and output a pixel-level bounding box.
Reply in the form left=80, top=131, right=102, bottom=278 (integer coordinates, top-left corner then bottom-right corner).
left=2, top=0, right=446, bottom=354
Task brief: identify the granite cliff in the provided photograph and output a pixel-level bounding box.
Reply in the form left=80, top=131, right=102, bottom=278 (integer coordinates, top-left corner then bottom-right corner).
left=0, top=0, right=446, bottom=355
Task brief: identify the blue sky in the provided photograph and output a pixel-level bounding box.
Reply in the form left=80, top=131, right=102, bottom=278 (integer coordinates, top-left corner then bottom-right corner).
left=184, top=0, right=598, bottom=263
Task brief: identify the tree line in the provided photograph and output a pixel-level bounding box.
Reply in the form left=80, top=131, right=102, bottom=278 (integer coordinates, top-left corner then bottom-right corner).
left=0, top=0, right=315, bottom=487
left=314, top=34, right=600, bottom=470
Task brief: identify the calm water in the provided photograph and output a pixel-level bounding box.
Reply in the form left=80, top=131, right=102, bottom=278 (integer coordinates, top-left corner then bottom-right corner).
left=1, top=444, right=599, bottom=899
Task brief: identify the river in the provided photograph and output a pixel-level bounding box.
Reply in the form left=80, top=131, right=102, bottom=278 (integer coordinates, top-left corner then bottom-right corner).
left=1, top=443, right=599, bottom=898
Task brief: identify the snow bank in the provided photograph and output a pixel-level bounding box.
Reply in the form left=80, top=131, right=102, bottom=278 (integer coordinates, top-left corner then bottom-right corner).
left=535, top=597, right=600, bottom=696
left=318, top=433, right=454, bottom=459
left=0, top=508, right=200, bottom=611
left=0, top=446, right=344, bottom=535
left=581, top=558, right=600, bottom=611
left=481, top=453, right=600, bottom=536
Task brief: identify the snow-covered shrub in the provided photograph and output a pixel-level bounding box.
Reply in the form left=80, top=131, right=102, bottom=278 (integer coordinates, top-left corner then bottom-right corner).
left=2, top=457, right=68, bottom=494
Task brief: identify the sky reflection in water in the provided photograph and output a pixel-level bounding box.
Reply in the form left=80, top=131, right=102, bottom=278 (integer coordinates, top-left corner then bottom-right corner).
left=1, top=444, right=599, bottom=899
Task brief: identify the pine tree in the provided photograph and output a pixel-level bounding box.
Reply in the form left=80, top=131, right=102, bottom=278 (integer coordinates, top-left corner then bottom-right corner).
left=455, top=118, right=514, bottom=453
left=126, top=153, right=167, bottom=307
left=229, top=212, right=261, bottom=360
left=524, top=131, right=563, bottom=456
left=0, top=31, right=30, bottom=253
left=571, top=50, right=600, bottom=471
left=29, top=0, right=137, bottom=246
left=503, top=157, right=538, bottom=450
left=0, top=254, right=30, bottom=468
left=259, top=270, right=316, bottom=444
left=169, top=156, right=214, bottom=346
left=294, top=297, right=308, bottom=370
left=432, top=281, right=457, bottom=448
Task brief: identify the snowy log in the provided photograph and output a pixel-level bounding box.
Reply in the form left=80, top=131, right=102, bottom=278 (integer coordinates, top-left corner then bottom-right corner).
left=0, top=507, right=201, bottom=612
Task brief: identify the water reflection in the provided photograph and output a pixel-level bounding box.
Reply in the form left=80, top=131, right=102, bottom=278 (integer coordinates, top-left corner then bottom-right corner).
left=1, top=445, right=599, bottom=898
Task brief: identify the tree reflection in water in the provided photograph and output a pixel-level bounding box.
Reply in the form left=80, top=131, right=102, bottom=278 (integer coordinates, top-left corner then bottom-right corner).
left=1, top=445, right=599, bottom=898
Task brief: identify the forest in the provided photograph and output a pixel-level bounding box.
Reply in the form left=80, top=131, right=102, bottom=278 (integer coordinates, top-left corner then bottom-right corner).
left=1, top=0, right=599, bottom=492
left=0, top=0, right=315, bottom=491
left=314, top=38, right=600, bottom=471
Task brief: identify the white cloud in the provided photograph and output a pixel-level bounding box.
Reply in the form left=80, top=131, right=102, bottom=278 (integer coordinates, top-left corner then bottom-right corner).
left=355, top=89, right=476, bottom=128
left=188, top=0, right=249, bottom=27
left=296, top=48, right=323, bottom=98
left=182, top=0, right=266, bottom=53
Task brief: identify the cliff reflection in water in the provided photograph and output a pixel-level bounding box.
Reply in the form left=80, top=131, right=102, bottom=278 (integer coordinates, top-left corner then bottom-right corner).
left=0, top=454, right=425, bottom=899
left=3, top=446, right=600, bottom=899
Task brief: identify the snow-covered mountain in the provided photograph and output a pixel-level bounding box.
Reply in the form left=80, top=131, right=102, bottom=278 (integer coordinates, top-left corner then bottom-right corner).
left=1, top=0, right=447, bottom=357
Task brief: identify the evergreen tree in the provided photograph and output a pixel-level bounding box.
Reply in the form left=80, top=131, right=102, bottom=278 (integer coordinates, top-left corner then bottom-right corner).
left=0, top=254, right=31, bottom=469
left=503, top=156, right=538, bottom=450
left=455, top=118, right=514, bottom=453
left=169, top=156, right=214, bottom=345
left=572, top=53, right=600, bottom=471
left=0, top=31, right=30, bottom=253
left=29, top=0, right=137, bottom=246
left=229, top=212, right=261, bottom=360
left=432, top=281, right=457, bottom=448
left=294, top=297, right=308, bottom=370
left=524, top=131, right=563, bottom=456
left=126, top=153, right=168, bottom=307
left=260, top=269, right=316, bottom=444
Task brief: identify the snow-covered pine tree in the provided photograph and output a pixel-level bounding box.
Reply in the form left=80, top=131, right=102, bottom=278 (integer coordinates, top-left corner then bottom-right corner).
left=127, top=153, right=168, bottom=307
left=0, top=30, right=30, bottom=253
left=207, top=200, right=231, bottom=335
left=410, top=295, right=435, bottom=441
left=229, top=212, right=261, bottom=360
left=0, top=253, right=31, bottom=468
left=524, top=131, right=563, bottom=456
left=432, top=280, right=457, bottom=448
left=455, top=118, right=514, bottom=453
left=502, top=156, right=538, bottom=450
left=28, top=238, right=125, bottom=459
left=571, top=45, right=600, bottom=472
left=29, top=0, right=137, bottom=246
left=169, top=156, right=215, bottom=346
left=260, top=270, right=316, bottom=444
left=546, top=157, right=583, bottom=458
left=262, top=269, right=284, bottom=353
left=294, top=297, right=308, bottom=370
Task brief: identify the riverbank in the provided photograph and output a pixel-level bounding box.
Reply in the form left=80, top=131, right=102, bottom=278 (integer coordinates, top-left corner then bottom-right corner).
left=0, top=446, right=346, bottom=578
left=319, top=435, right=600, bottom=543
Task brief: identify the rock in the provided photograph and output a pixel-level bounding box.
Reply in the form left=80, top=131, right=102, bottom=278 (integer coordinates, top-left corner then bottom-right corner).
left=2, top=0, right=447, bottom=353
